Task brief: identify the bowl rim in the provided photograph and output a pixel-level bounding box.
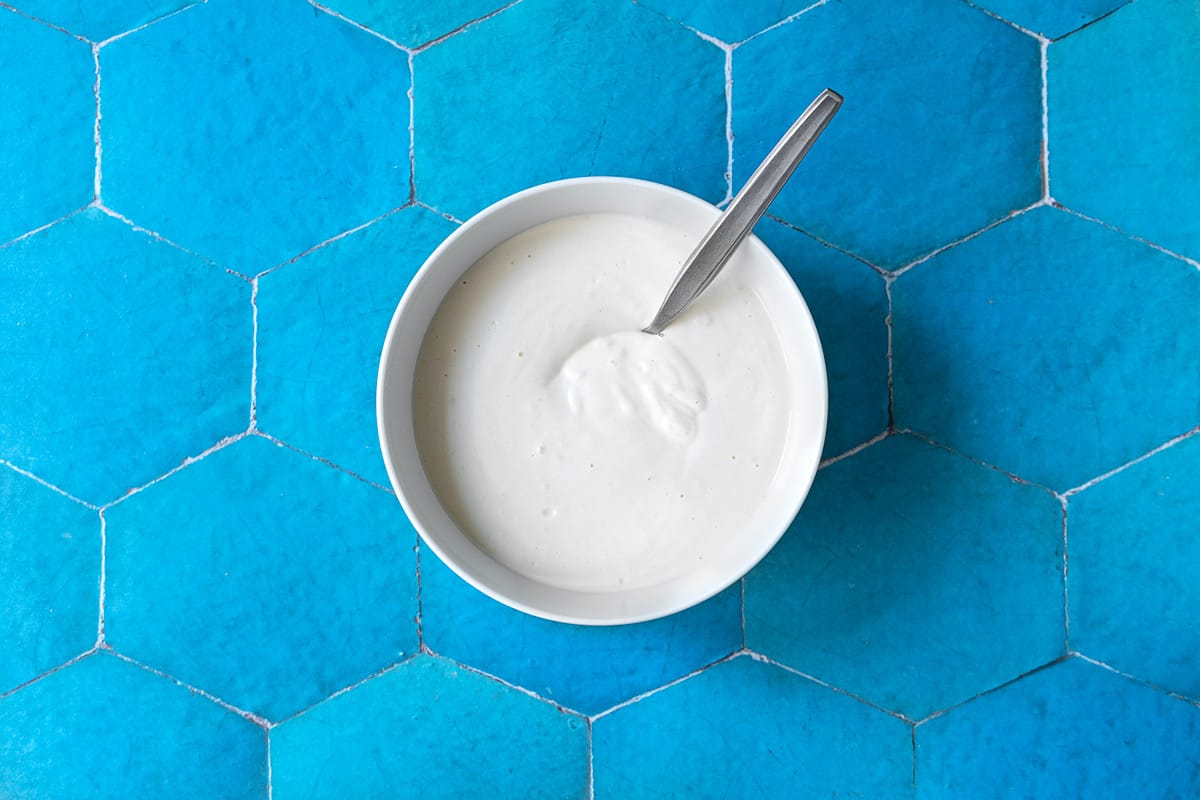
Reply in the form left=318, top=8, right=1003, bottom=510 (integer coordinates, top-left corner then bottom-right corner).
left=377, top=176, right=827, bottom=625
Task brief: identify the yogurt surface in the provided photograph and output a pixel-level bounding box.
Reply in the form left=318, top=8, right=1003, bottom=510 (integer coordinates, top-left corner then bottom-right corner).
left=413, top=212, right=795, bottom=592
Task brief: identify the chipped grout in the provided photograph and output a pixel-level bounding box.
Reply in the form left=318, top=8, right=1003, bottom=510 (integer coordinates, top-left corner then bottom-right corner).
left=272, top=655, right=418, bottom=727
left=898, top=428, right=1058, bottom=497
left=747, top=650, right=916, bottom=724
left=1052, top=203, right=1200, bottom=271
left=411, top=1, right=524, bottom=53
left=253, top=204, right=411, bottom=280
left=1059, top=496, right=1070, bottom=651
left=1040, top=37, right=1050, bottom=200
left=413, top=533, right=425, bottom=650
left=764, top=213, right=886, bottom=276
left=737, top=0, right=831, bottom=45
left=407, top=50, right=417, bottom=204
left=306, top=0, right=409, bottom=52
left=96, top=509, right=107, bottom=646
left=0, top=457, right=98, bottom=509
left=109, top=649, right=271, bottom=727
left=913, top=654, right=1070, bottom=726
left=91, top=44, right=102, bottom=204
left=959, top=0, right=1045, bottom=40
left=0, top=647, right=98, bottom=700
left=722, top=43, right=734, bottom=204
left=437, top=652, right=582, bottom=717
left=1071, top=652, right=1200, bottom=709
left=94, top=204, right=235, bottom=273
left=1061, top=424, right=1200, bottom=498
left=890, top=200, right=1045, bottom=278
left=100, top=430, right=250, bottom=512
left=590, top=649, right=745, bottom=722
left=0, top=206, right=91, bottom=251
left=94, top=2, right=204, bottom=48
left=0, top=1, right=88, bottom=43
left=413, top=200, right=464, bottom=224
left=818, top=430, right=890, bottom=470
left=251, top=431, right=395, bottom=494
left=249, top=277, right=259, bottom=430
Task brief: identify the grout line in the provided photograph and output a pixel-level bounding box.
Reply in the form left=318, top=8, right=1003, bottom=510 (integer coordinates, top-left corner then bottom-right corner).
left=915, top=654, right=1070, bottom=726
left=1052, top=203, right=1200, bottom=271
left=109, top=649, right=270, bottom=727
left=737, top=0, right=830, bottom=45
left=1040, top=37, right=1050, bottom=200
left=407, top=50, right=417, bottom=204
left=252, top=431, right=395, bottom=493
left=885, top=274, right=896, bottom=430
left=1059, top=496, right=1070, bottom=652
left=1048, top=2, right=1131, bottom=43
left=413, top=200, right=464, bottom=224
left=586, top=717, right=596, bottom=800
left=440, top=653, right=582, bottom=716
left=818, top=430, right=889, bottom=470
left=305, top=0, right=409, bottom=52
left=739, top=577, right=747, bottom=650
left=94, top=204, right=236, bottom=274
left=254, top=204, right=410, bottom=280
left=890, top=200, right=1046, bottom=277
left=0, top=457, right=98, bottom=509
left=0, top=647, right=98, bottom=700
left=898, top=428, right=1057, bottom=496
left=96, top=509, right=107, bottom=646
left=249, top=277, right=259, bottom=430
left=959, top=0, right=1045, bottom=40
left=0, top=2, right=89, bottom=43
left=911, top=725, right=918, bottom=790
left=1071, top=652, right=1200, bottom=709
left=265, top=728, right=274, bottom=800
left=590, top=649, right=744, bottom=722
left=413, top=533, right=425, bottom=650
left=91, top=44, right=102, bottom=204
left=100, top=431, right=249, bottom=511
left=764, top=213, right=887, bottom=276
left=746, top=650, right=916, bottom=724
left=1061, top=424, right=1200, bottom=497
left=722, top=44, right=734, bottom=204
left=411, top=1, right=523, bottom=53
left=0, top=206, right=90, bottom=251
left=273, top=655, right=418, bottom=727
left=95, top=2, right=202, bottom=47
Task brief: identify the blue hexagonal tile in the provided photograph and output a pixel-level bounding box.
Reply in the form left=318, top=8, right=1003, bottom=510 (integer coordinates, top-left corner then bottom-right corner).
left=916, top=657, right=1200, bottom=798
left=272, top=655, right=588, bottom=799
left=972, top=0, right=1127, bottom=39
left=733, top=0, right=1041, bottom=269
left=105, top=435, right=418, bottom=721
left=0, top=11, right=92, bottom=244
left=637, top=0, right=811, bottom=43
left=1069, top=433, right=1200, bottom=700
left=317, top=0, right=509, bottom=49
left=10, top=1, right=191, bottom=42
left=415, top=0, right=726, bottom=220
left=755, top=217, right=888, bottom=457
left=1050, top=0, right=1200, bottom=262
left=0, top=651, right=265, bottom=799
left=420, top=549, right=741, bottom=716
left=0, top=209, right=249, bottom=505
left=594, top=655, right=913, bottom=799
left=893, top=206, right=1200, bottom=492
left=258, top=206, right=456, bottom=485
left=0, top=467, right=98, bottom=693
left=745, top=434, right=1063, bottom=720
left=102, top=0, right=409, bottom=276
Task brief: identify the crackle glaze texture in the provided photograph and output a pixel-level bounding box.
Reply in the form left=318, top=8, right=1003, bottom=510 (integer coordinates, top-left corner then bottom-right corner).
left=1, top=0, right=1197, bottom=797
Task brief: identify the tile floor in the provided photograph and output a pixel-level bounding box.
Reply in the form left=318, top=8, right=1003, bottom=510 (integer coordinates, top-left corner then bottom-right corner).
left=1, top=0, right=1198, bottom=797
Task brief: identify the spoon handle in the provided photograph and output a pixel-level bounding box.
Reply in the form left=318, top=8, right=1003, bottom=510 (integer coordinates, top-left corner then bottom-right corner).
left=643, top=88, right=842, bottom=335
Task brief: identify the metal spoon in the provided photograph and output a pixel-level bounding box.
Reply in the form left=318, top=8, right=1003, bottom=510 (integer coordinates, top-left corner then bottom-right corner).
left=643, top=88, right=843, bottom=335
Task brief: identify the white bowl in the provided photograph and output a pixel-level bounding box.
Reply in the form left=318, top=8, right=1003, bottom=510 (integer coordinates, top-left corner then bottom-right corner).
left=377, top=177, right=826, bottom=625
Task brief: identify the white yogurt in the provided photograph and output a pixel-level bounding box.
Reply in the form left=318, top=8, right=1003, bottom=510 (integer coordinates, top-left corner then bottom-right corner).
left=413, top=213, right=794, bottom=593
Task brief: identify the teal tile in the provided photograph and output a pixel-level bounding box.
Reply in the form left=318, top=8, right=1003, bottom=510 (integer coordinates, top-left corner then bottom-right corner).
left=893, top=206, right=1200, bottom=491
left=971, top=0, right=1127, bottom=39
left=637, top=0, right=813, bottom=43
left=1050, top=0, right=1200, bottom=261
left=0, top=209, right=249, bottom=505
left=0, top=652, right=265, bottom=799
left=272, top=655, right=588, bottom=799
left=421, top=549, right=741, bottom=716
left=733, top=0, right=1041, bottom=269
left=102, top=0, right=409, bottom=275
left=105, top=436, right=418, bottom=721
left=258, top=207, right=456, bottom=485
left=0, top=11, right=92, bottom=244
left=917, top=657, right=1200, bottom=799
left=11, top=1, right=191, bottom=42
left=594, top=655, right=913, bottom=799
left=1070, top=434, right=1200, bottom=700
left=755, top=218, right=888, bottom=456
left=0, top=468, right=97, bottom=693
left=745, top=435, right=1063, bottom=720
left=415, top=0, right=726, bottom=219
left=318, top=0, right=509, bottom=48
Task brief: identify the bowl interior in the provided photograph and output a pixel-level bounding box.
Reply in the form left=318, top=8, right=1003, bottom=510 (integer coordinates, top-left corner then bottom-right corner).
left=377, top=177, right=827, bottom=624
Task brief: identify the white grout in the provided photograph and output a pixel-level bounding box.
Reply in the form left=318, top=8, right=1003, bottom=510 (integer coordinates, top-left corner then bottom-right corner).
left=95, top=2, right=203, bottom=48
left=890, top=199, right=1046, bottom=277
left=306, top=0, right=409, bottom=52
left=0, top=457, right=97, bottom=509
left=0, top=647, right=98, bottom=700
left=248, top=277, right=259, bottom=430
left=1054, top=203, right=1200, bottom=272
left=251, top=431, right=394, bottom=494
left=1062, top=425, right=1200, bottom=498
left=96, top=509, right=107, bottom=646
left=1040, top=37, right=1050, bottom=200
left=99, top=431, right=249, bottom=512
left=818, top=430, right=890, bottom=470
left=91, top=43, right=102, bottom=205
left=738, top=0, right=830, bottom=45
left=109, top=649, right=271, bottom=727
left=745, top=650, right=916, bottom=724
left=590, top=649, right=743, bottom=721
